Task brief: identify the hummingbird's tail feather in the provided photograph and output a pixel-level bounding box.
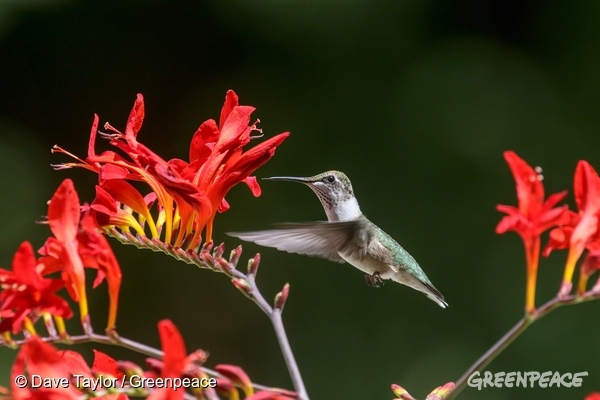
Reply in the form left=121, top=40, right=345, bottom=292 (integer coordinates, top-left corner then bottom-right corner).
left=389, top=270, right=448, bottom=308
left=421, top=282, right=448, bottom=309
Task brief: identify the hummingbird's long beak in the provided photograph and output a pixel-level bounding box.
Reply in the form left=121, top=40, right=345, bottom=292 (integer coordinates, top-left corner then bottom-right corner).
left=263, top=176, right=311, bottom=183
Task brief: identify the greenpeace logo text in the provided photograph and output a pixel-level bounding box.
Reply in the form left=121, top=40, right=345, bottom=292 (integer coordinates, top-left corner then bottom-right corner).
left=467, top=371, right=588, bottom=390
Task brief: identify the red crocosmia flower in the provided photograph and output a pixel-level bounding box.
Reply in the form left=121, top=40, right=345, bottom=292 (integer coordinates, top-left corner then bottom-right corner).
left=215, top=364, right=253, bottom=397
left=38, top=179, right=122, bottom=332
left=53, top=91, right=289, bottom=248
left=143, top=320, right=214, bottom=399
left=76, top=211, right=122, bottom=331
left=92, top=349, right=122, bottom=378
left=0, top=242, right=72, bottom=334
left=59, top=349, right=93, bottom=379
left=90, top=185, right=147, bottom=237
left=586, top=393, right=600, bottom=400
left=88, top=351, right=131, bottom=400
left=496, top=151, right=569, bottom=313
left=10, top=336, right=82, bottom=400
left=146, top=320, right=189, bottom=400
left=578, top=251, right=600, bottom=294
left=42, top=178, right=89, bottom=327
left=544, top=161, right=600, bottom=296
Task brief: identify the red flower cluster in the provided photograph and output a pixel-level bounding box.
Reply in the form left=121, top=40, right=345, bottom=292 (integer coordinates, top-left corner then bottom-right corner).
left=0, top=242, right=72, bottom=335
left=53, top=90, right=289, bottom=248
left=6, top=319, right=295, bottom=400
left=497, top=151, right=600, bottom=312
left=0, top=179, right=121, bottom=336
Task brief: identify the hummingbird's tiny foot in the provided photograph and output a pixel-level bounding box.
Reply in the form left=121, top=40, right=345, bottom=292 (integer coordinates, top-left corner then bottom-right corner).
left=365, top=272, right=384, bottom=288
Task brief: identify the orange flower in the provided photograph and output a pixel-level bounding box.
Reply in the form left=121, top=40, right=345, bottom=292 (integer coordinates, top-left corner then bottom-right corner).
left=53, top=91, right=289, bottom=248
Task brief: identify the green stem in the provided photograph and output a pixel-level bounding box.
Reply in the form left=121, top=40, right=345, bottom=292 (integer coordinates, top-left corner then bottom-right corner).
left=445, top=292, right=599, bottom=400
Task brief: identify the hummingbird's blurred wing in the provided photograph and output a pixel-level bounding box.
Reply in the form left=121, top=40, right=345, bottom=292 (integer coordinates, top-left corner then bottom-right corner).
left=228, top=220, right=371, bottom=263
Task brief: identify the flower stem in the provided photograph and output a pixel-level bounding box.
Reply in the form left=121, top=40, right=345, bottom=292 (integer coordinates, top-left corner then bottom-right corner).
left=107, top=232, right=309, bottom=399
left=234, top=269, right=309, bottom=400
left=14, top=331, right=285, bottom=395
left=445, top=291, right=600, bottom=400
left=271, top=309, right=308, bottom=399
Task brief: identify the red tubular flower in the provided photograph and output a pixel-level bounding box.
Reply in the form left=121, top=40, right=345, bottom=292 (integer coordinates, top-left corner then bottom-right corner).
left=586, top=393, right=600, bottom=400
left=38, top=179, right=122, bottom=332
left=146, top=320, right=189, bottom=400
left=215, top=364, right=253, bottom=398
left=8, top=337, right=128, bottom=400
left=0, top=242, right=72, bottom=334
left=496, top=151, right=569, bottom=313
left=10, top=336, right=83, bottom=400
left=76, top=211, right=122, bottom=331
left=579, top=251, right=600, bottom=294
left=189, top=91, right=289, bottom=243
left=41, top=179, right=89, bottom=328
left=53, top=91, right=289, bottom=248
left=544, top=161, right=600, bottom=296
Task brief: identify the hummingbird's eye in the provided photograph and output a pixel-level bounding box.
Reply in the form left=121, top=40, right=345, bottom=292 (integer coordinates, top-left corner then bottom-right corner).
left=324, top=175, right=335, bottom=183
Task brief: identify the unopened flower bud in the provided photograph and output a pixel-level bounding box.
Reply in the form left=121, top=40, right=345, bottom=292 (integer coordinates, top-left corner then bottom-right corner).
left=231, top=278, right=252, bottom=297
left=214, top=243, right=225, bottom=259
left=118, top=361, right=144, bottom=378
left=391, top=384, right=416, bottom=400
left=274, top=283, right=290, bottom=311
left=217, top=257, right=232, bottom=273
left=229, top=245, right=243, bottom=267
left=248, top=253, right=261, bottom=276
left=425, top=382, right=455, bottom=400
left=202, top=241, right=214, bottom=253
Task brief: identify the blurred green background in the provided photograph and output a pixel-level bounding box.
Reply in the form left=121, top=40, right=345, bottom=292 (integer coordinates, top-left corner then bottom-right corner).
left=1, top=1, right=599, bottom=399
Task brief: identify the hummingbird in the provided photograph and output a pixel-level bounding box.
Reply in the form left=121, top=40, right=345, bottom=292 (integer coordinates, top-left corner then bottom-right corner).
left=228, top=170, right=448, bottom=308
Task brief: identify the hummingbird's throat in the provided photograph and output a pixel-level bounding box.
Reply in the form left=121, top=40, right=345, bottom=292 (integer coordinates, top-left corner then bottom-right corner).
left=323, top=197, right=362, bottom=222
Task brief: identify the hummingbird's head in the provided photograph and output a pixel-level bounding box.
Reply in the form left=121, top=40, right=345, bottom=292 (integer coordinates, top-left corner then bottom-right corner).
left=266, top=170, right=361, bottom=221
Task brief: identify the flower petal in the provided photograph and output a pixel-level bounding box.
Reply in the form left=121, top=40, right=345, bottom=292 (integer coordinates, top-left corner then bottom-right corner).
left=157, top=320, right=186, bottom=378
left=216, top=105, right=256, bottom=153
left=574, top=161, right=600, bottom=215
left=503, top=150, right=544, bottom=218
left=219, top=90, right=239, bottom=129
left=93, top=350, right=121, bottom=377
left=125, top=93, right=145, bottom=143
left=48, top=179, right=80, bottom=242
left=244, top=176, right=261, bottom=197
left=190, top=119, right=219, bottom=163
